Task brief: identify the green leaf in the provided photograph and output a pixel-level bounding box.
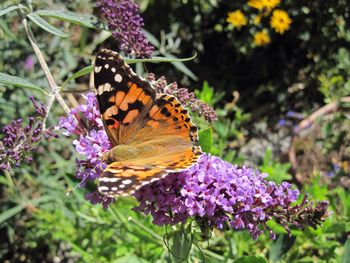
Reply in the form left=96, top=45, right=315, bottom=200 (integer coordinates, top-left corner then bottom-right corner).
left=27, top=13, right=68, bottom=38
left=0, top=5, right=25, bottom=17
left=269, top=234, right=296, bottom=263
left=171, top=225, right=192, bottom=263
left=125, top=53, right=197, bottom=64
left=0, top=72, right=48, bottom=95
left=35, top=9, right=106, bottom=29
left=62, top=65, right=93, bottom=87
left=234, top=256, right=267, bottom=263
left=199, top=127, right=213, bottom=153
left=342, top=238, right=350, bottom=263
left=0, top=204, right=26, bottom=224
left=163, top=52, right=198, bottom=81
left=115, top=254, right=148, bottom=263
left=0, top=196, right=52, bottom=224
left=143, top=29, right=160, bottom=47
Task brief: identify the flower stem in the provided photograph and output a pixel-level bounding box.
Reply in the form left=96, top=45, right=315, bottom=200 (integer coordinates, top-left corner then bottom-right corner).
left=19, top=9, right=82, bottom=128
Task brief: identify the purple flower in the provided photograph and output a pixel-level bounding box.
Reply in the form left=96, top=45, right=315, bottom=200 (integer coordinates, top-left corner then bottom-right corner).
left=0, top=97, right=55, bottom=170
left=58, top=92, right=114, bottom=206
left=58, top=93, right=102, bottom=136
left=134, top=154, right=329, bottom=239
left=85, top=191, right=114, bottom=209
left=98, top=0, right=154, bottom=58
left=147, top=74, right=217, bottom=122
left=23, top=56, right=34, bottom=71
left=286, top=111, right=304, bottom=119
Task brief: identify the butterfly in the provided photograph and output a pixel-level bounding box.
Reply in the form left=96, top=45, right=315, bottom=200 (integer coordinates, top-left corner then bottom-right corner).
left=94, top=49, right=202, bottom=196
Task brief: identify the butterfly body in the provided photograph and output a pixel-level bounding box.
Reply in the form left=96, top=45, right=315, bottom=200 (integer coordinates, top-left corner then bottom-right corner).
left=94, top=49, right=202, bottom=196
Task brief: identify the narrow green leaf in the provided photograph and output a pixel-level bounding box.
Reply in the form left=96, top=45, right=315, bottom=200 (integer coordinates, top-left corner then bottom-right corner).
left=234, top=256, right=267, bottom=263
left=199, top=127, right=213, bottom=153
left=163, top=52, right=198, bottom=80
left=0, top=196, right=52, bottom=224
left=27, top=13, right=68, bottom=38
left=143, top=29, right=160, bottom=47
left=125, top=53, right=197, bottom=64
left=0, top=72, right=48, bottom=95
left=269, top=234, right=296, bottom=263
left=0, top=5, right=25, bottom=17
left=115, top=254, right=148, bottom=263
left=171, top=226, right=192, bottom=263
left=342, top=238, right=350, bottom=263
left=35, top=9, right=106, bottom=29
left=62, top=65, right=93, bottom=87
left=0, top=204, right=26, bottom=224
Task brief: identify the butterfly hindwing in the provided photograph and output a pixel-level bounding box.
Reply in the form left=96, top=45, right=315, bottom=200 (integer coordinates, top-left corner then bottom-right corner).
left=98, top=162, right=167, bottom=196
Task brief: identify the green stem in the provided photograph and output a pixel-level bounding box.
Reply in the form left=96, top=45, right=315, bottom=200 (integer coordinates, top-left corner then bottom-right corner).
left=19, top=8, right=83, bottom=129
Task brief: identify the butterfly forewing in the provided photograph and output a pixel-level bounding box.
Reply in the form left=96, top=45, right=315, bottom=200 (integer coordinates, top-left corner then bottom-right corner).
left=94, top=49, right=156, bottom=145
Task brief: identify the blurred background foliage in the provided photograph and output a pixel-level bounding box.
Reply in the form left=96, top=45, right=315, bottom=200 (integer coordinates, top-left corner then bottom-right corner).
left=1, top=0, right=350, bottom=262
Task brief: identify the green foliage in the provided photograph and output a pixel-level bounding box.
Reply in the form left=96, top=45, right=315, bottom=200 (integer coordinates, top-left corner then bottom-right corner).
left=259, top=148, right=292, bottom=184
left=318, top=48, right=350, bottom=103
left=199, top=127, right=213, bottom=153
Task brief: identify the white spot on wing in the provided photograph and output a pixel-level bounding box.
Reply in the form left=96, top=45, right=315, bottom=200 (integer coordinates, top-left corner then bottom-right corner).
left=94, top=66, right=102, bottom=73
left=111, top=67, right=116, bottom=72
left=97, top=83, right=112, bottom=95
left=104, top=83, right=112, bottom=92
left=122, top=179, right=132, bottom=185
left=98, top=85, right=104, bottom=95
left=114, top=74, right=122, bottom=82
left=140, top=181, right=150, bottom=186
left=98, top=186, right=109, bottom=191
left=99, top=177, right=119, bottom=183
left=104, top=64, right=110, bottom=69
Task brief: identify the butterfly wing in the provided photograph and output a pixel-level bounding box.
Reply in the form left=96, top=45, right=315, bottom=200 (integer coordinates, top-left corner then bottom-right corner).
left=98, top=94, right=202, bottom=196
left=98, top=162, right=167, bottom=196
left=94, top=49, right=156, bottom=145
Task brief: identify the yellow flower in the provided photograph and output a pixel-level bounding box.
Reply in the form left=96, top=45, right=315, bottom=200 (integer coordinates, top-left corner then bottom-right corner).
left=262, top=0, right=280, bottom=10
left=253, top=14, right=262, bottom=25
left=226, top=10, right=247, bottom=29
left=270, top=9, right=292, bottom=34
left=248, top=0, right=280, bottom=11
left=253, top=31, right=271, bottom=46
left=248, top=0, right=264, bottom=10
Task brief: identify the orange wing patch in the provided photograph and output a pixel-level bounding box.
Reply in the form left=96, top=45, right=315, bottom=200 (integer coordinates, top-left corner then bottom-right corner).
left=146, top=94, right=199, bottom=143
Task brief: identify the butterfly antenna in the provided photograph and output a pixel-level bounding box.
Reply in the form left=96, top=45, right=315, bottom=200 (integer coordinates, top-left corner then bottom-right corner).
left=66, top=174, right=90, bottom=196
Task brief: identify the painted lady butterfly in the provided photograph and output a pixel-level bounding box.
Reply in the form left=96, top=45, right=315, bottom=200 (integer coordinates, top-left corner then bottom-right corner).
left=94, top=49, right=202, bottom=196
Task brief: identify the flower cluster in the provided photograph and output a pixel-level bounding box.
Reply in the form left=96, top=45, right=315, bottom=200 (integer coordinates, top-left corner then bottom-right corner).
left=226, top=0, right=292, bottom=47
left=58, top=92, right=114, bottom=207
left=98, top=0, right=154, bottom=58
left=0, top=97, right=55, bottom=170
left=134, top=154, right=329, bottom=239
left=147, top=74, right=217, bottom=122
